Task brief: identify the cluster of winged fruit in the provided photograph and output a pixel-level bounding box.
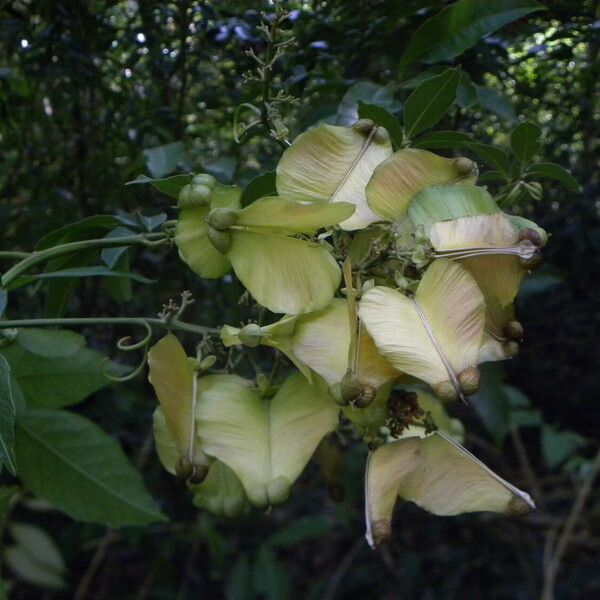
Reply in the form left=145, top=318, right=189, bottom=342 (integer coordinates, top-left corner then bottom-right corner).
left=148, top=119, right=546, bottom=546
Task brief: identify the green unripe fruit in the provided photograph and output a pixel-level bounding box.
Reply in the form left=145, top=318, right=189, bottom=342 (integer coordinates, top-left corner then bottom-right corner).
left=177, top=183, right=212, bottom=208
left=207, top=227, right=232, bottom=254
left=192, top=173, right=217, bottom=188
left=207, top=207, right=238, bottom=230
left=354, top=385, right=376, bottom=409
left=238, top=323, right=262, bottom=347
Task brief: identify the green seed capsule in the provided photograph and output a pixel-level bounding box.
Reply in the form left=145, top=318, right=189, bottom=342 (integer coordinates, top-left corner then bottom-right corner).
left=207, top=207, right=238, bottom=230
left=207, top=227, right=232, bottom=254
left=238, top=323, right=262, bottom=347
left=192, top=173, right=217, bottom=188
left=454, top=157, right=477, bottom=177
left=177, top=183, right=212, bottom=208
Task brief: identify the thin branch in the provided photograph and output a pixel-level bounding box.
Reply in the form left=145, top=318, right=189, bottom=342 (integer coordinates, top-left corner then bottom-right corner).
left=540, top=446, right=600, bottom=600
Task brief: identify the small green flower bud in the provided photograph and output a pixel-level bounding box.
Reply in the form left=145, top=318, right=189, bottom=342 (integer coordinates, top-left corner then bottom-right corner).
left=431, top=380, right=458, bottom=402
left=458, top=367, right=480, bottom=396
left=191, top=173, right=217, bottom=188
left=524, top=181, right=543, bottom=201
left=238, top=323, right=262, bottom=347
left=207, top=227, right=232, bottom=254
left=505, top=320, right=524, bottom=342
left=207, top=207, right=238, bottom=230
left=454, top=157, right=477, bottom=177
left=199, top=355, right=217, bottom=370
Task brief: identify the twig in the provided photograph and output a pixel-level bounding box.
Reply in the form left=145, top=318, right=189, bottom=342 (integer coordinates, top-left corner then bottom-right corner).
left=511, top=426, right=547, bottom=510
left=322, top=538, right=365, bottom=600
left=540, top=446, right=600, bottom=600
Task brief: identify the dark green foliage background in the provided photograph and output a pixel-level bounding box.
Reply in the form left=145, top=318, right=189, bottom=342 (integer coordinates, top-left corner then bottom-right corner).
left=0, top=1, right=598, bottom=599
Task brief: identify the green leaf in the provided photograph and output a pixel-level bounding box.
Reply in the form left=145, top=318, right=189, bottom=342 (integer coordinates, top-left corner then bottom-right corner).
left=510, top=122, right=542, bottom=163
left=468, top=143, right=511, bottom=175
left=101, top=227, right=136, bottom=269
left=240, top=171, right=277, bottom=207
left=0, top=486, right=18, bottom=529
left=398, top=0, right=545, bottom=73
left=226, top=554, right=253, bottom=600
left=0, top=356, right=17, bottom=474
left=357, top=101, right=403, bottom=149
left=336, top=81, right=401, bottom=126
left=542, top=425, right=586, bottom=469
left=143, top=141, right=190, bottom=178
left=4, top=523, right=66, bottom=590
left=472, top=364, right=510, bottom=443
left=267, top=516, right=332, bottom=548
left=525, top=162, right=580, bottom=191
left=139, top=212, right=167, bottom=232
left=456, top=72, right=478, bottom=108
left=103, top=251, right=133, bottom=304
left=35, top=215, right=119, bottom=251
left=475, top=85, right=516, bottom=121
left=15, top=409, right=166, bottom=527
left=15, top=328, right=85, bottom=357
left=0, top=340, right=124, bottom=408
left=404, top=68, right=461, bottom=138
left=253, top=545, right=290, bottom=600
left=125, top=174, right=193, bottom=199
left=0, top=290, right=6, bottom=318
left=413, top=130, right=475, bottom=150
left=27, top=266, right=155, bottom=284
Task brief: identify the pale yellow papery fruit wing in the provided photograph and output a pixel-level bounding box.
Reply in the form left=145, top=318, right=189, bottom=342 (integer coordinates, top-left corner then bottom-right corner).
left=196, top=373, right=339, bottom=508
left=152, top=407, right=180, bottom=475
left=227, top=230, right=341, bottom=314
left=236, top=197, right=355, bottom=233
left=427, top=213, right=518, bottom=251
left=365, top=431, right=535, bottom=547
left=276, top=123, right=392, bottom=230
left=358, top=287, right=448, bottom=386
left=192, top=460, right=249, bottom=518
left=366, top=148, right=477, bottom=222
left=417, top=259, right=486, bottom=377
left=292, top=299, right=399, bottom=388
left=147, top=334, right=195, bottom=454
left=175, top=206, right=231, bottom=279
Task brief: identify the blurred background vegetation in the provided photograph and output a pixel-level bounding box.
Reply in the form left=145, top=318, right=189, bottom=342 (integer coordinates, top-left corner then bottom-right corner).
left=0, top=0, right=599, bottom=598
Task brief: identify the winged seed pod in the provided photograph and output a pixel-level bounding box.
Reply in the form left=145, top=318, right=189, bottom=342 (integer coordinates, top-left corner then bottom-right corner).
left=291, top=299, right=400, bottom=403
left=365, top=148, right=478, bottom=222
left=410, top=186, right=546, bottom=361
left=276, top=120, right=393, bottom=230
left=358, top=259, right=486, bottom=401
left=364, top=431, right=535, bottom=547
left=148, top=334, right=211, bottom=483
left=178, top=196, right=354, bottom=314
left=195, top=373, right=339, bottom=508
